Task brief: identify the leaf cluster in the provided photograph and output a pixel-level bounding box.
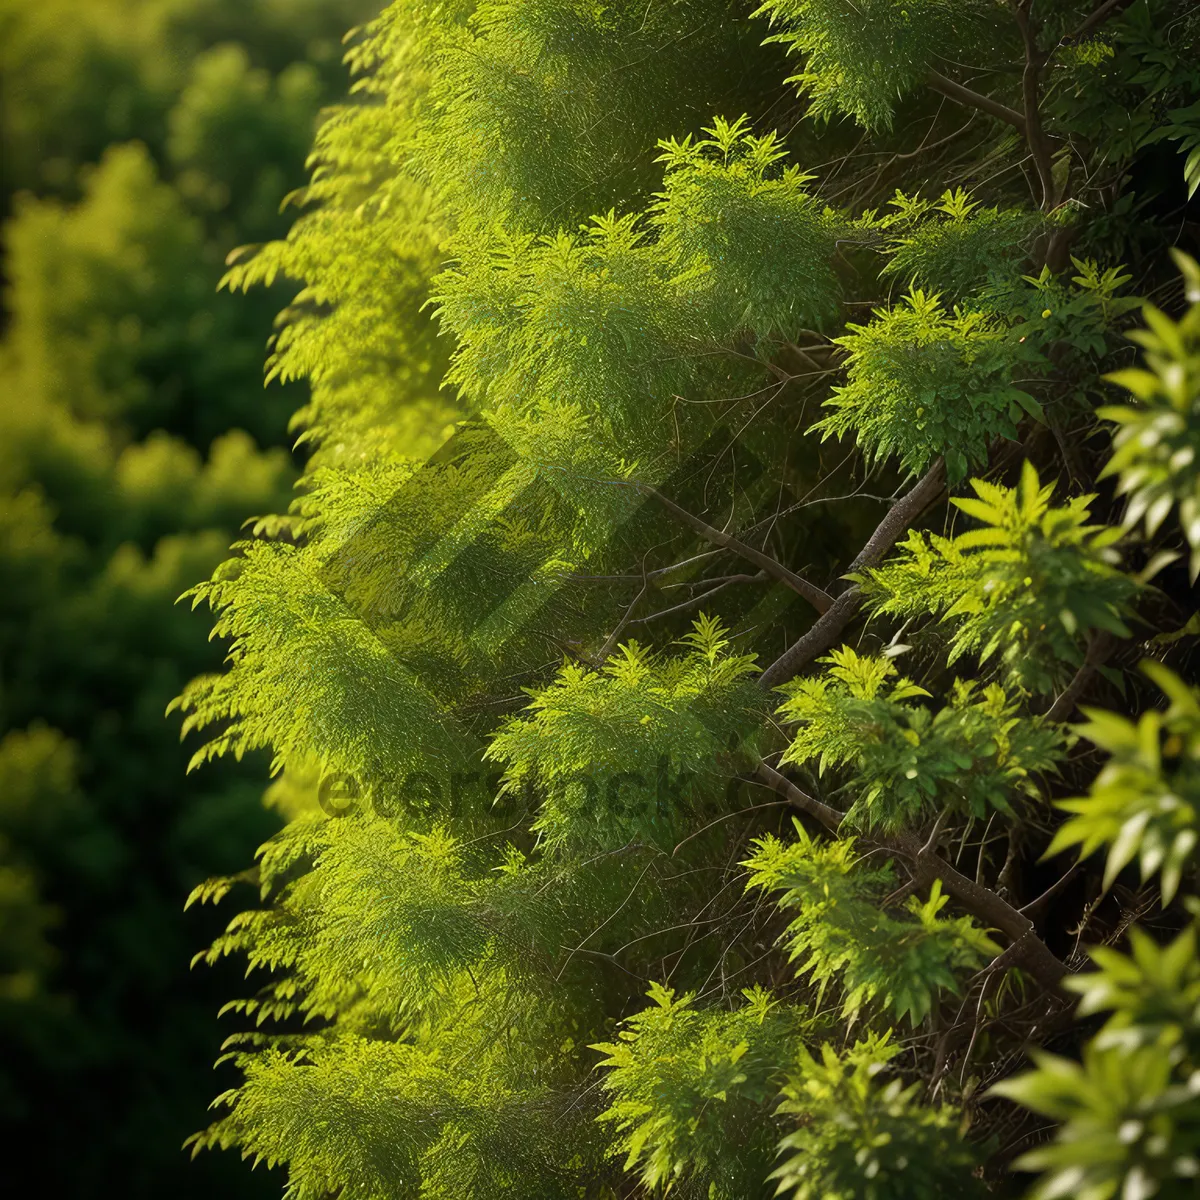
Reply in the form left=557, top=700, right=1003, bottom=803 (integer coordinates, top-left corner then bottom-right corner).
left=860, top=462, right=1138, bottom=693
left=744, top=825, right=999, bottom=1026
left=776, top=646, right=1063, bottom=832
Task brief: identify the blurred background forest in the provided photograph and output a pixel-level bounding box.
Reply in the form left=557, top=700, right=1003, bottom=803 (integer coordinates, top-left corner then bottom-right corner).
left=0, top=1, right=370, bottom=1193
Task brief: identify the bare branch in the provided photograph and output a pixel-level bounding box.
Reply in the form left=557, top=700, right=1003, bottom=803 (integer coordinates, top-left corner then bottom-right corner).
left=758, top=459, right=947, bottom=689
left=1065, top=0, right=1137, bottom=44
left=753, top=761, right=846, bottom=833
left=642, top=485, right=835, bottom=614
left=1012, top=1, right=1058, bottom=211
left=926, top=70, right=1027, bottom=133
left=629, top=573, right=764, bottom=627
left=595, top=568, right=650, bottom=663
left=1043, top=631, right=1116, bottom=723
left=757, top=587, right=865, bottom=691
left=848, top=457, right=947, bottom=574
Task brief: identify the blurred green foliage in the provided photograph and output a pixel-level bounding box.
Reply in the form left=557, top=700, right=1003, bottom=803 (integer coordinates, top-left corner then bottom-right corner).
left=0, top=0, right=371, bottom=1194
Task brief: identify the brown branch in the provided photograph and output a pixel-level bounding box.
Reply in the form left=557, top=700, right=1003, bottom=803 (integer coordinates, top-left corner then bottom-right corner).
left=758, top=459, right=947, bottom=690
left=595, top=570, right=650, bottom=663
left=755, top=761, right=1069, bottom=993
left=1012, top=1, right=1058, bottom=212
left=894, top=832, right=1069, bottom=991
left=1043, top=631, right=1116, bottom=723
left=848, top=457, right=947, bottom=574
left=1019, top=863, right=1082, bottom=918
left=757, top=587, right=864, bottom=691
left=926, top=70, right=1027, bottom=134
left=629, top=573, right=764, bottom=626
left=753, top=761, right=846, bottom=833
left=1065, top=0, right=1137, bottom=44
left=642, top=485, right=835, bottom=614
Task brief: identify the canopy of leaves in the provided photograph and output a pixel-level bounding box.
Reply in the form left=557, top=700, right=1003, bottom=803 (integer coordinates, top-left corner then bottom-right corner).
left=153, top=2, right=1200, bottom=1199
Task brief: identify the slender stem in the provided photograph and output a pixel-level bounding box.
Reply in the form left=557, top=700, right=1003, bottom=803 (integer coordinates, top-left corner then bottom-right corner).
left=595, top=572, right=649, bottom=663
left=642, top=485, right=835, bottom=614
left=1066, top=0, right=1137, bottom=43
left=629, top=573, right=763, bottom=626
left=1020, top=864, right=1081, bottom=917
left=1043, top=631, right=1116, bottom=722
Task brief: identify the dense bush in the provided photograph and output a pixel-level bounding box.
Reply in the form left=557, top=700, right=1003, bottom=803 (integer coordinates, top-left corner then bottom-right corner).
left=75, top=0, right=1200, bottom=1196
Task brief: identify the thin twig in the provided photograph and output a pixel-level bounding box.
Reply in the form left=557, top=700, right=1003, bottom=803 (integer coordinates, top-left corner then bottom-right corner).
left=628, top=573, right=764, bottom=626
left=595, top=563, right=650, bottom=663
left=1043, top=631, right=1116, bottom=723
left=1064, top=0, right=1137, bottom=44
left=642, top=484, right=835, bottom=613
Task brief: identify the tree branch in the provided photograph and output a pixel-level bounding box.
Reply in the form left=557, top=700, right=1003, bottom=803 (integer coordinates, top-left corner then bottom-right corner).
left=1012, top=0, right=1059, bottom=211
left=848, top=457, right=947, bottom=574
left=754, top=761, right=1069, bottom=993
left=1065, top=0, right=1137, bottom=44
left=926, top=70, right=1027, bottom=134
left=642, top=485, right=835, bottom=614
left=757, top=459, right=947, bottom=689
left=629, top=573, right=764, bottom=626
left=757, top=587, right=865, bottom=691
left=894, top=832, right=1069, bottom=991
left=753, top=760, right=846, bottom=833
left=1042, top=631, right=1116, bottom=723
left=595, top=569, right=649, bottom=663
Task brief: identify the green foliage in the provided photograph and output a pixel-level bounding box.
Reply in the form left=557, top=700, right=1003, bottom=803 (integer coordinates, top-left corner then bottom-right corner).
left=776, top=646, right=1063, bottom=832
left=1067, top=924, right=1200, bottom=1057
left=4, top=107, right=309, bottom=447
left=487, top=616, right=764, bottom=851
left=434, top=117, right=842, bottom=464
left=814, top=289, right=1044, bottom=480
left=1100, top=252, right=1200, bottom=579
left=860, top=462, right=1138, bottom=693
left=0, top=727, right=81, bottom=1007
left=159, top=2, right=1200, bottom=1198
left=167, top=42, right=324, bottom=238
left=744, top=825, right=998, bottom=1025
left=195, top=1029, right=606, bottom=1200
left=880, top=189, right=1044, bottom=302
left=0, top=1, right=368, bottom=1194
left=1011, top=258, right=1141, bottom=371
left=1044, top=1, right=1200, bottom=191
left=994, top=1041, right=1200, bottom=1200
left=1144, top=99, right=1200, bottom=201
left=650, top=117, right=844, bottom=338
left=755, top=0, right=995, bottom=131
left=0, top=0, right=366, bottom=211
left=1048, top=662, right=1200, bottom=906
left=593, top=983, right=803, bottom=1199
left=774, top=1037, right=984, bottom=1200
